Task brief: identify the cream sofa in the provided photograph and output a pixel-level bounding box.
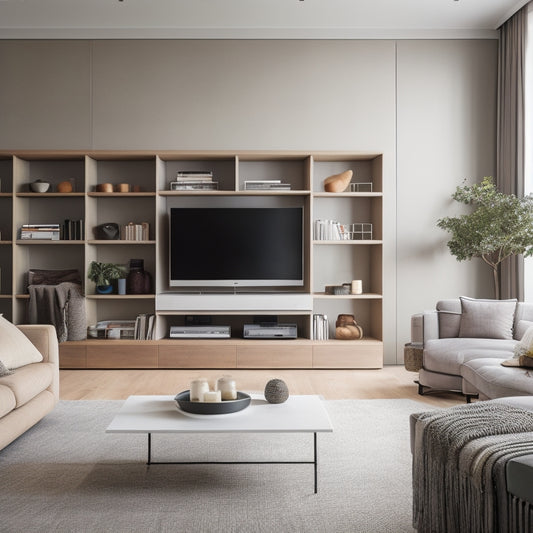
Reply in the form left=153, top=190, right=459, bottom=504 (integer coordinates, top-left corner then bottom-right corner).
left=0, top=324, right=59, bottom=451
left=411, top=297, right=533, bottom=399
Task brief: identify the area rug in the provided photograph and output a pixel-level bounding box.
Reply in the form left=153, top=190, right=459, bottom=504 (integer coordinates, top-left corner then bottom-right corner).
left=0, top=399, right=431, bottom=533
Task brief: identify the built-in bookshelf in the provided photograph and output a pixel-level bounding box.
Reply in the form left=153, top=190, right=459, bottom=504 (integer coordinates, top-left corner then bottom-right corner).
left=0, top=150, right=383, bottom=369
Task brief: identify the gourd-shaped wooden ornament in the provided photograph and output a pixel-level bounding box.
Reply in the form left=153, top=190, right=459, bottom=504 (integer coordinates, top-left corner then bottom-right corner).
left=323, top=170, right=353, bottom=192
left=335, top=314, right=364, bottom=340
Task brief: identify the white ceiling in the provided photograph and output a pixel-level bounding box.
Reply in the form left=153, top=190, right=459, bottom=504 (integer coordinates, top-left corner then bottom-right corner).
left=0, top=0, right=528, bottom=40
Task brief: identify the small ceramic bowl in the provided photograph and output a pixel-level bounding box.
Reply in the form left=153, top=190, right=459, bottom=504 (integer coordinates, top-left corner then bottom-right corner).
left=30, top=181, right=50, bottom=193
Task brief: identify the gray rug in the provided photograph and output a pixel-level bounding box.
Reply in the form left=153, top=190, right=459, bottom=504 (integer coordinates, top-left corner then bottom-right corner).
left=0, top=399, right=430, bottom=533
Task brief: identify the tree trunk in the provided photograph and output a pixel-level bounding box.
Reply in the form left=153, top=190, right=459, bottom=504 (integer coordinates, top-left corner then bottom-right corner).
left=493, top=266, right=500, bottom=300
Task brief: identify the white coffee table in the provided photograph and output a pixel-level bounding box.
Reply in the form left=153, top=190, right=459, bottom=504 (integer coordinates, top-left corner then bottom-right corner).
left=106, top=394, right=333, bottom=493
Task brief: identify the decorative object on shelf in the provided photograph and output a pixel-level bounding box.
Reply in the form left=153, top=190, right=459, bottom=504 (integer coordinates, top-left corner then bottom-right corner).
left=350, top=182, right=373, bottom=192
left=335, top=314, right=363, bottom=340
left=117, top=278, right=126, bottom=295
left=351, top=280, right=363, bottom=295
left=94, top=223, right=119, bottom=240
left=126, top=258, right=152, bottom=294
left=174, top=390, right=251, bottom=414
left=115, top=183, right=130, bottom=192
left=313, top=313, right=329, bottom=340
left=264, top=378, right=289, bottom=404
left=96, top=183, right=113, bottom=193
left=120, top=221, right=149, bottom=241
left=325, top=285, right=350, bottom=295
left=87, top=261, right=127, bottom=294
left=57, top=181, right=73, bottom=193
left=323, top=170, right=353, bottom=193
left=349, top=223, right=373, bottom=240
left=28, top=268, right=81, bottom=287
left=30, top=179, right=50, bottom=193
left=132, top=185, right=142, bottom=193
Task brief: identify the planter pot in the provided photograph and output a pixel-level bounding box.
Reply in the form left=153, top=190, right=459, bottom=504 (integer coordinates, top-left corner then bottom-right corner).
left=96, top=285, right=113, bottom=295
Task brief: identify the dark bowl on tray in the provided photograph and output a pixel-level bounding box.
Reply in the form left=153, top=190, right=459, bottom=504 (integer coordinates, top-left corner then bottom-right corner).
left=174, top=390, right=251, bottom=415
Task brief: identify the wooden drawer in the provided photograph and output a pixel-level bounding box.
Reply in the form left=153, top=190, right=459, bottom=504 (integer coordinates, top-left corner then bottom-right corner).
left=312, top=342, right=383, bottom=369
left=86, top=344, right=158, bottom=369
left=158, top=344, right=237, bottom=368
left=236, top=343, right=312, bottom=368
left=59, top=344, right=87, bottom=369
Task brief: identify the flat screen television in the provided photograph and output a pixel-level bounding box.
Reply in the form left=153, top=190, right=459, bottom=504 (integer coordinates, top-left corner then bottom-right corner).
left=169, top=207, right=304, bottom=287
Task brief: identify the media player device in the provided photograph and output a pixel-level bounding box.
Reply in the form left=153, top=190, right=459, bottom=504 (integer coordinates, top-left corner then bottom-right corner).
left=243, top=323, right=297, bottom=339
left=170, top=325, right=231, bottom=339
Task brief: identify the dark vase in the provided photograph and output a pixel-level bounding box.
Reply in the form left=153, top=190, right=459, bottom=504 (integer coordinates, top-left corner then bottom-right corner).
left=126, top=259, right=146, bottom=294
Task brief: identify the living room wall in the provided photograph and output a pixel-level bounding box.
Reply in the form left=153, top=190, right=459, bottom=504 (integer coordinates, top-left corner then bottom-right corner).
left=0, top=38, right=498, bottom=363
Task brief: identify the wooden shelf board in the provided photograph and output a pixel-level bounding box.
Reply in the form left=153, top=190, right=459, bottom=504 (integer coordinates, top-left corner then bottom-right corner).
left=313, top=240, right=382, bottom=245
left=86, top=294, right=155, bottom=300
left=313, top=192, right=382, bottom=198
left=0, top=240, right=13, bottom=244
left=16, top=240, right=84, bottom=245
left=313, top=293, right=382, bottom=299
left=0, top=294, right=12, bottom=299
left=87, top=192, right=156, bottom=197
left=16, top=192, right=85, bottom=197
left=88, top=240, right=156, bottom=245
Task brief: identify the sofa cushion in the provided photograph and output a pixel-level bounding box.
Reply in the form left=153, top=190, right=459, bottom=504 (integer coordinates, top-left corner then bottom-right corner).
left=0, top=315, right=43, bottom=369
left=0, top=384, right=16, bottom=417
left=423, top=338, right=517, bottom=376
left=461, top=358, right=533, bottom=399
left=459, top=297, right=517, bottom=340
left=0, top=362, right=54, bottom=408
left=0, top=360, right=14, bottom=377
left=516, top=320, right=533, bottom=341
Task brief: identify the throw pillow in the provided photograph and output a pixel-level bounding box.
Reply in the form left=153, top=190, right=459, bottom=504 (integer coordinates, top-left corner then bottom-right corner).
left=458, top=297, right=517, bottom=340
left=516, top=320, right=533, bottom=341
left=0, top=315, right=43, bottom=369
left=0, top=360, right=14, bottom=377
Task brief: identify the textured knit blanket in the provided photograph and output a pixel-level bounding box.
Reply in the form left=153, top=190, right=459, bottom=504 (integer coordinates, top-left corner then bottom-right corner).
left=28, top=282, right=86, bottom=342
left=413, top=402, right=533, bottom=533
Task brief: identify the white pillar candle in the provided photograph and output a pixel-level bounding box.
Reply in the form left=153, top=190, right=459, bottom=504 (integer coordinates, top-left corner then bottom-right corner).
left=203, top=390, right=222, bottom=402
left=216, top=375, right=237, bottom=400
left=351, top=280, right=363, bottom=295
left=190, top=378, right=210, bottom=402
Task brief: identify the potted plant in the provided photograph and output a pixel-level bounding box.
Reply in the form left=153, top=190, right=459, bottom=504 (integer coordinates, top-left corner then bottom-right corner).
left=437, top=177, right=533, bottom=299
left=87, top=261, right=127, bottom=294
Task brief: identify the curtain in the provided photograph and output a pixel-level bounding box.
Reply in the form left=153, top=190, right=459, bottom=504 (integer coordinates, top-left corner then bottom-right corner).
left=497, top=4, right=529, bottom=300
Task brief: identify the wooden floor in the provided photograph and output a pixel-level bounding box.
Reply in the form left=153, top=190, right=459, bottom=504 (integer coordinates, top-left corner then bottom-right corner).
left=60, top=365, right=464, bottom=408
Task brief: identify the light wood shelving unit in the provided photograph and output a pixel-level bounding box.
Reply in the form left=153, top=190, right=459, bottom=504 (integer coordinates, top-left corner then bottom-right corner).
left=0, top=150, right=383, bottom=370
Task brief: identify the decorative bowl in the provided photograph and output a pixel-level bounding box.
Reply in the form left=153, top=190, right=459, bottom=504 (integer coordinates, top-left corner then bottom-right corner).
left=175, top=390, right=251, bottom=415
left=30, top=180, right=50, bottom=193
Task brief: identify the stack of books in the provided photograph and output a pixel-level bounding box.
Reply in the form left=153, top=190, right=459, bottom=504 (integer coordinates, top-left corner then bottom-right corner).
left=134, top=313, right=155, bottom=340
left=244, top=179, right=291, bottom=191
left=62, top=219, right=84, bottom=240
left=314, top=219, right=348, bottom=241
left=313, top=314, right=329, bottom=340
left=120, top=222, right=150, bottom=241
left=20, top=224, right=60, bottom=240
left=170, top=171, right=218, bottom=191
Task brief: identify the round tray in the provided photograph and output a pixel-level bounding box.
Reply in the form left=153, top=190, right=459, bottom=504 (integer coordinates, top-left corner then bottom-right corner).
left=174, top=390, right=251, bottom=415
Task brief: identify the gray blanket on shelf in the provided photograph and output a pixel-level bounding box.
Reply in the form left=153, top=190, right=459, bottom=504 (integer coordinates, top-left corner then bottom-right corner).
left=413, top=402, right=533, bottom=533
left=28, top=282, right=86, bottom=342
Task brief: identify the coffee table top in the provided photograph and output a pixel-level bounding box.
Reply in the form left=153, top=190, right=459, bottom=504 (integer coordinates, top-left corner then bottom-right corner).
left=106, top=394, right=333, bottom=434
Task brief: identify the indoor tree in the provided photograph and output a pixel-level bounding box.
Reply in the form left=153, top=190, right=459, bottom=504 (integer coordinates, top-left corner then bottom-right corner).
left=437, top=177, right=533, bottom=299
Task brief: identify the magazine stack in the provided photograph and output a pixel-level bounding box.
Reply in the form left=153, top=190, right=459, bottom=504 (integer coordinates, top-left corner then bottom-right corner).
left=170, top=171, right=218, bottom=191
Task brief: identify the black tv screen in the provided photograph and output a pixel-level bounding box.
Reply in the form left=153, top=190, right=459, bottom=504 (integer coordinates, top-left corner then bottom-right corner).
left=169, top=207, right=303, bottom=287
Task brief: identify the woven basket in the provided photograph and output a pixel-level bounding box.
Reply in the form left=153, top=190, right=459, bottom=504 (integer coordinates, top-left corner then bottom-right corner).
left=404, top=344, right=423, bottom=372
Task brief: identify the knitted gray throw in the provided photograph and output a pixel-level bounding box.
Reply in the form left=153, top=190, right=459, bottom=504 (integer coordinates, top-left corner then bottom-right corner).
left=413, top=401, right=533, bottom=533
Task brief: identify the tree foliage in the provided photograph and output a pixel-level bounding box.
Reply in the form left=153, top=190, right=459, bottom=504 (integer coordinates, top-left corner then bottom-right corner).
left=437, top=177, right=533, bottom=298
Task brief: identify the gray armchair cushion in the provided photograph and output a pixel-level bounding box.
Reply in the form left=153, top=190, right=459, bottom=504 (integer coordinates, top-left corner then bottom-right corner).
left=459, top=297, right=517, bottom=340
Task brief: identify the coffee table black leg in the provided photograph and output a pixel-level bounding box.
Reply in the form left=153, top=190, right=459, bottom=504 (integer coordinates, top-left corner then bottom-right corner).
left=314, top=432, right=318, bottom=494
left=147, top=433, right=152, bottom=465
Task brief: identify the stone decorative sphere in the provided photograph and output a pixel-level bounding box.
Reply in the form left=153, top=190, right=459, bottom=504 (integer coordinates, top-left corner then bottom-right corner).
left=264, top=379, right=289, bottom=404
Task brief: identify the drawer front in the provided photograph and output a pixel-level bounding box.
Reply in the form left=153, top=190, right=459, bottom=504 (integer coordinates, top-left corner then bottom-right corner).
left=158, top=345, right=237, bottom=368
left=86, top=344, right=158, bottom=369
left=236, top=344, right=312, bottom=368
left=59, top=344, right=87, bottom=369
left=312, top=344, right=383, bottom=369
